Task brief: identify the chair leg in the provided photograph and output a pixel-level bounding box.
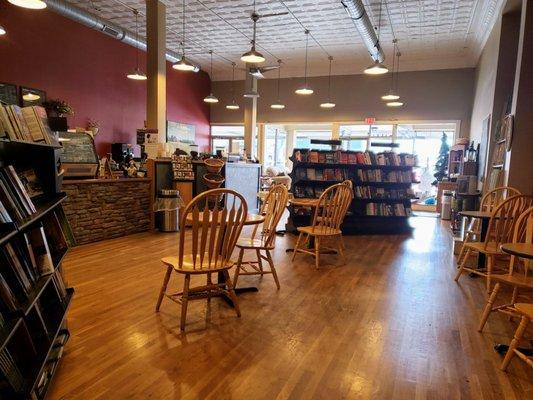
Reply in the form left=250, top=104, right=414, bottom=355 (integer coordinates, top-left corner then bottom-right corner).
left=486, top=255, right=494, bottom=294
left=233, top=248, right=245, bottom=289
left=180, top=274, right=191, bottom=331
left=292, top=232, right=304, bottom=262
left=336, top=234, right=346, bottom=265
left=478, top=283, right=501, bottom=332
left=266, top=249, right=280, bottom=290
left=454, top=248, right=471, bottom=282
left=256, top=249, right=264, bottom=275
left=314, top=236, right=321, bottom=269
left=223, top=270, right=241, bottom=317
left=501, top=315, right=530, bottom=371
left=206, top=273, right=212, bottom=305
left=155, top=266, right=172, bottom=312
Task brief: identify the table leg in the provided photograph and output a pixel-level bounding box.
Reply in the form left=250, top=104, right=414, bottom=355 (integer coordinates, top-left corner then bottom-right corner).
left=478, top=218, right=490, bottom=269
left=217, top=271, right=258, bottom=307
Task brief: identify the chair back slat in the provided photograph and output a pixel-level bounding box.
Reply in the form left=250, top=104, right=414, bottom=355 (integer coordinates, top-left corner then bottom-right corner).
left=485, top=195, right=533, bottom=250
left=481, top=186, right=521, bottom=212
left=256, top=185, right=289, bottom=247
left=179, top=189, right=247, bottom=271
left=312, top=183, right=352, bottom=234
left=507, top=206, right=533, bottom=276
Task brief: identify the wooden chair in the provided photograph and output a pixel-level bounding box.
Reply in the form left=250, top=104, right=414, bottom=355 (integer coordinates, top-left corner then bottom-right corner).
left=292, top=183, right=352, bottom=269
left=455, top=195, right=533, bottom=292
left=458, top=186, right=521, bottom=265
left=233, top=184, right=289, bottom=289
left=478, top=206, right=533, bottom=332
left=155, top=189, right=248, bottom=331
left=500, top=303, right=533, bottom=371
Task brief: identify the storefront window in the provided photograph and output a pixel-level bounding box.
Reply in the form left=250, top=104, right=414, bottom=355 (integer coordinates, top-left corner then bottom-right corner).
left=264, top=125, right=287, bottom=169
left=295, top=131, right=332, bottom=150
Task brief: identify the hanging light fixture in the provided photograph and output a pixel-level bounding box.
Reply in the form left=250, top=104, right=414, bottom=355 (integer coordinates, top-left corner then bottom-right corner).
left=0, top=25, right=6, bottom=35
left=386, top=51, right=403, bottom=107
left=382, top=39, right=400, bottom=101
left=241, top=1, right=265, bottom=64
left=22, top=92, right=40, bottom=101
left=127, top=9, right=147, bottom=81
left=226, top=63, right=240, bottom=110
left=295, top=30, right=314, bottom=95
left=270, top=60, right=285, bottom=109
left=364, top=0, right=388, bottom=75
left=320, top=56, right=336, bottom=108
left=173, top=0, right=196, bottom=72
left=7, top=0, right=46, bottom=9
left=204, top=50, right=219, bottom=104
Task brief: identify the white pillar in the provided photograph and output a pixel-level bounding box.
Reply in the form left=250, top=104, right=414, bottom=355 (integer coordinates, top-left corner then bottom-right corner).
left=243, top=68, right=257, bottom=159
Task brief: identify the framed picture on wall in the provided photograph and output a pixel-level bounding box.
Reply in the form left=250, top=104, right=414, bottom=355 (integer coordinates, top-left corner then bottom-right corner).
left=166, top=121, right=196, bottom=144
left=0, top=82, right=18, bottom=105
left=20, top=87, right=47, bottom=107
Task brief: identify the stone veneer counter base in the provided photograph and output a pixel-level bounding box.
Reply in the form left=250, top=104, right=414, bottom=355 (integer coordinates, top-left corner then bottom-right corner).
left=62, top=178, right=152, bottom=245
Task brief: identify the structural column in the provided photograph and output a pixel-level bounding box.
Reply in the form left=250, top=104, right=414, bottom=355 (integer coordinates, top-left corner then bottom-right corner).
left=146, top=0, right=167, bottom=147
left=244, top=68, right=257, bottom=158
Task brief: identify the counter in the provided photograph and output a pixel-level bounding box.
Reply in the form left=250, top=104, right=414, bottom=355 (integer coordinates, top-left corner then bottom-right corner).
left=62, top=178, right=152, bottom=245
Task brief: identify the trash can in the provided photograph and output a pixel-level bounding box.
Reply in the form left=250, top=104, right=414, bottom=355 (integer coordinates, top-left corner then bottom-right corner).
left=154, top=189, right=183, bottom=232
left=441, top=190, right=453, bottom=220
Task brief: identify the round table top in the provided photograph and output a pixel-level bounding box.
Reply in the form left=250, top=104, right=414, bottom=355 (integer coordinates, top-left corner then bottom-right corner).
left=500, top=243, right=533, bottom=259
left=289, top=198, right=320, bottom=207
left=186, top=213, right=265, bottom=226
left=459, top=210, right=493, bottom=219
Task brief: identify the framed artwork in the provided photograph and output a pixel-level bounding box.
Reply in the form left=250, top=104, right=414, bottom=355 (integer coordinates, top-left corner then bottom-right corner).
left=0, top=82, right=18, bottom=105
left=166, top=121, right=196, bottom=144
left=20, top=87, right=47, bottom=107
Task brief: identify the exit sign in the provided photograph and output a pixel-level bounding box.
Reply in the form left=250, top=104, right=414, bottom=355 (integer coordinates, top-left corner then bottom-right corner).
left=364, top=117, right=376, bottom=124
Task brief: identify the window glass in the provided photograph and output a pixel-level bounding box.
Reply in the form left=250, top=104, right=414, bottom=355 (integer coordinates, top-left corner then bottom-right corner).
left=211, top=125, right=245, bottom=137
left=339, top=125, right=370, bottom=137
left=295, top=131, right=332, bottom=150
left=264, top=125, right=287, bottom=169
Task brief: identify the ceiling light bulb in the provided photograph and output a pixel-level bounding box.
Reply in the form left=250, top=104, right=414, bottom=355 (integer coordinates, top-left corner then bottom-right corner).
left=7, top=0, right=46, bottom=9
left=22, top=92, right=40, bottom=101
left=127, top=68, right=147, bottom=80
left=226, top=101, right=240, bottom=110
left=241, top=48, right=265, bottom=64
left=204, top=94, right=219, bottom=103
left=173, top=57, right=196, bottom=72
left=386, top=101, right=404, bottom=107
left=320, top=102, right=335, bottom=109
left=271, top=103, right=285, bottom=109
left=0, top=25, right=6, bottom=35
left=381, top=92, right=400, bottom=101
left=295, top=86, right=313, bottom=95
left=364, top=61, right=389, bottom=75
left=243, top=90, right=260, bottom=98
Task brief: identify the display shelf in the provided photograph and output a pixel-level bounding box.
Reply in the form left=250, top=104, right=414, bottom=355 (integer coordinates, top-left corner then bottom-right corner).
left=0, top=224, right=18, bottom=247
left=354, top=181, right=419, bottom=187
left=16, top=194, right=67, bottom=231
left=353, top=197, right=418, bottom=203
left=294, top=179, right=344, bottom=185
left=0, top=317, right=23, bottom=353
left=293, top=162, right=415, bottom=170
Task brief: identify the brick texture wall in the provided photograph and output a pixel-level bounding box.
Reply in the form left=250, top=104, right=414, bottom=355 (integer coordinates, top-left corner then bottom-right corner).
left=63, top=180, right=151, bottom=245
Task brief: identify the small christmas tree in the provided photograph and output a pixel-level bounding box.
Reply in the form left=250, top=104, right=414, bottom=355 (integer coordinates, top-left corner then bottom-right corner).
left=433, top=132, right=449, bottom=185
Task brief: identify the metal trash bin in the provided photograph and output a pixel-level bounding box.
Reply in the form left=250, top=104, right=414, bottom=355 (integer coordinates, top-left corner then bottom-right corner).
left=155, top=189, right=183, bottom=232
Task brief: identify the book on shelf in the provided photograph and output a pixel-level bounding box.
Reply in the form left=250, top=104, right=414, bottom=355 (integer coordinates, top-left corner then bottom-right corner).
left=364, top=202, right=412, bottom=217
left=26, top=225, right=54, bottom=276
left=355, top=169, right=414, bottom=183
left=0, top=105, right=54, bottom=145
left=354, top=186, right=416, bottom=200
left=291, top=149, right=417, bottom=167
left=0, top=165, right=42, bottom=224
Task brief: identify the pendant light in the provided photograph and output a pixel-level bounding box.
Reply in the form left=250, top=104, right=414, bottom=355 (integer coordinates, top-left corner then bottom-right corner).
left=241, top=1, right=265, bottom=64
left=226, top=63, right=240, bottom=110
left=320, top=56, right=336, bottom=108
left=386, top=51, right=403, bottom=107
left=295, top=30, right=313, bottom=95
left=204, top=51, right=219, bottom=104
left=22, top=92, right=40, bottom=101
left=7, top=0, right=46, bottom=9
left=173, top=0, right=196, bottom=72
left=127, top=10, right=147, bottom=81
left=382, top=40, right=400, bottom=101
left=0, top=25, right=6, bottom=35
left=271, top=60, right=285, bottom=109
left=364, top=0, right=388, bottom=75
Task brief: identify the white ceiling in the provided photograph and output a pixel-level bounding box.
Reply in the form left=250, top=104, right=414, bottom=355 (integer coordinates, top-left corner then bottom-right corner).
left=66, top=0, right=504, bottom=81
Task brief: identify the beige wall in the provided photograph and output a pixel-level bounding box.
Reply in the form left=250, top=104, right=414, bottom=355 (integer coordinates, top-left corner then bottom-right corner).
left=211, top=68, right=475, bottom=138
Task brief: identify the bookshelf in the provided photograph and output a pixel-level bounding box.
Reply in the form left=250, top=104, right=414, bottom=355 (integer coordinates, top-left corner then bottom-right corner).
left=289, top=149, right=418, bottom=234
left=0, top=139, right=74, bottom=399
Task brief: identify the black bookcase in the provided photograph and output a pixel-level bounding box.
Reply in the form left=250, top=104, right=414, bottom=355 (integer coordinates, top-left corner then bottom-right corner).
left=289, top=149, right=419, bottom=234
left=0, top=139, right=74, bottom=399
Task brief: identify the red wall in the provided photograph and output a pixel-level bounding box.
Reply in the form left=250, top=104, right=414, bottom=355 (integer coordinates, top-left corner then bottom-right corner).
left=0, top=4, right=211, bottom=155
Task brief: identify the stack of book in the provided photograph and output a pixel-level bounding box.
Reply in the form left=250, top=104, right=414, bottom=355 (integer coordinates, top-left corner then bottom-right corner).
left=365, top=203, right=412, bottom=217
left=355, top=169, right=415, bottom=183
left=295, top=168, right=347, bottom=182
left=0, top=166, right=43, bottom=224
left=0, top=105, right=55, bottom=145
left=354, top=186, right=416, bottom=199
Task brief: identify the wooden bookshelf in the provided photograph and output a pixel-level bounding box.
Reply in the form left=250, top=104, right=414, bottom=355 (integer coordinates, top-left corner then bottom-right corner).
left=0, top=140, right=73, bottom=399
left=288, top=149, right=417, bottom=234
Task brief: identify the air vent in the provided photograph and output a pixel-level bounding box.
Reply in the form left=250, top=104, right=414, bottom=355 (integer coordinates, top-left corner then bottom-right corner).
left=102, top=25, right=121, bottom=38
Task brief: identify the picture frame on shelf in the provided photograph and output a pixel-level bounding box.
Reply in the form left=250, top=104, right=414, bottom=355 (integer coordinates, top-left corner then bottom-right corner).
left=20, top=87, right=47, bottom=107
left=0, top=82, right=18, bottom=105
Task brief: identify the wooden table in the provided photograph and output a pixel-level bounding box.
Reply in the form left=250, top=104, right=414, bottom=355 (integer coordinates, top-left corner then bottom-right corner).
left=459, top=210, right=493, bottom=269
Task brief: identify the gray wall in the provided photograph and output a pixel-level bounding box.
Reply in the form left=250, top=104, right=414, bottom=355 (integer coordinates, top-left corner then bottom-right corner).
left=211, top=68, right=475, bottom=138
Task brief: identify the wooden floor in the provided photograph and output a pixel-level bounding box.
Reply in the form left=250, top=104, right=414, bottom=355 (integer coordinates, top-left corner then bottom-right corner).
left=47, top=216, right=533, bottom=400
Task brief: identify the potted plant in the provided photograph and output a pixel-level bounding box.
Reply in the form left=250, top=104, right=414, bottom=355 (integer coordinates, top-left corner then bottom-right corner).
left=87, top=119, right=100, bottom=137
left=43, top=99, right=74, bottom=132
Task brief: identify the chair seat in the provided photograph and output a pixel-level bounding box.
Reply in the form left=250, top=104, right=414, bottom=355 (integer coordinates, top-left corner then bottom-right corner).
left=491, top=274, right=533, bottom=289
left=161, top=254, right=233, bottom=274
left=236, top=237, right=273, bottom=250
left=465, top=241, right=506, bottom=255
left=297, top=225, right=342, bottom=236
left=515, top=303, right=533, bottom=318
